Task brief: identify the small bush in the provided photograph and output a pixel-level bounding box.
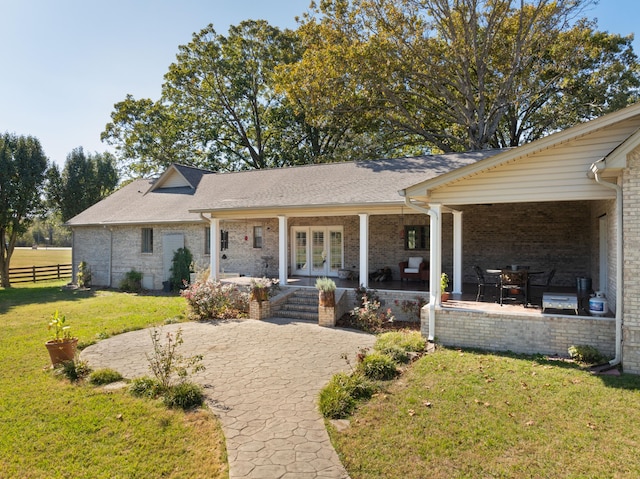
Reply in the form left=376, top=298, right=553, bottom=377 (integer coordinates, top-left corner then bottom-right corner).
left=170, top=247, right=193, bottom=290
left=358, top=352, right=398, bottom=380
left=568, top=344, right=605, bottom=364
left=319, top=380, right=356, bottom=419
left=88, top=368, right=123, bottom=386
left=350, top=296, right=395, bottom=333
left=319, top=372, right=376, bottom=418
left=129, top=376, right=163, bottom=398
left=376, top=345, right=409, bottom=364
left=181, top=280, right=249, bottom=320
left=163, top=382, right=205, bottom=410
left=120, top=270, right=143, bottom=293
left=375, top=331, right=426, bottom=355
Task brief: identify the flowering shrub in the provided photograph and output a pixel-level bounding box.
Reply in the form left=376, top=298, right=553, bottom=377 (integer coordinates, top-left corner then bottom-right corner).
left=181, top=280, right=249, bottom=320
left=350, top=294, right=395, bottom=332
left=394, top=295, right=428, bottom=321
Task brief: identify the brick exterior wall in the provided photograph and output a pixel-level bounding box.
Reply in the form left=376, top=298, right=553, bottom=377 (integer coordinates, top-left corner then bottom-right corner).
left=623, top=147, right=640, bottom=373
left=425, top=308, right=616, bottom=358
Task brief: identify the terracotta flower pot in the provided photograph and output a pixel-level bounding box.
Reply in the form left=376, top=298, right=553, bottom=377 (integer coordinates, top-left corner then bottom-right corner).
left=45, top=338, right=78, bottom=366
left=441, top=292, right=450, bottom=303
left=319, top=290, right=336, bottom=307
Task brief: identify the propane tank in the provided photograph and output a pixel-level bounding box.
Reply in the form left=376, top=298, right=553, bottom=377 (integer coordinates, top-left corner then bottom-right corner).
left=589, top=291, right=608, bottom=316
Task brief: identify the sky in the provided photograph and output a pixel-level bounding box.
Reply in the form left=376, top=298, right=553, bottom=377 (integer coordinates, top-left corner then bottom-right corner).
left=0, top=0, right=638, bottom=168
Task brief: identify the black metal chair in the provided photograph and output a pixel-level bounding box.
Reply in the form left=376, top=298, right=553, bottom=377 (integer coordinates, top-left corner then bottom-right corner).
left=529, top=269, right=556, bottom=305
left=473, top=265, right=498, bottom=302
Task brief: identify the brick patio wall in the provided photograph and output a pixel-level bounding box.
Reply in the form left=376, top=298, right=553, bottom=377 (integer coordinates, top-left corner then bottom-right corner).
left=623, top=146, right=640, bottom=373
left=423, top=308, right=616, bottom=358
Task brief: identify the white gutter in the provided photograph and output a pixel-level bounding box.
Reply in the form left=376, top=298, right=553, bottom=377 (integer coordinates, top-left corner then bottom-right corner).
left=403, top=196, right=439, bottom=341
left=589, top=159, right=623, bottom=366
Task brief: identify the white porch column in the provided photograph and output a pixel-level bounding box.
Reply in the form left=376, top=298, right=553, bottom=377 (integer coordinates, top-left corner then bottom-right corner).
left=429, top=204, right=442, bottom=342
left=359, top=213, right=369, bottom=288
left=278, top=215, right=288, bottom=286
left=209, top=217, right=220, bottom=281
left=452, top=210, right=463, bottom=295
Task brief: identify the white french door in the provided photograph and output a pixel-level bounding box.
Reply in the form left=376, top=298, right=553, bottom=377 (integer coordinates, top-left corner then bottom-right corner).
left=292, top=226, right=343, bottom=277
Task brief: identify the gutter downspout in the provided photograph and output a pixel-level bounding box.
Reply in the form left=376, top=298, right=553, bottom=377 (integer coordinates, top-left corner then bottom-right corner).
left=107, top=227, right=113, bottom=288
left=403, top=197, right=439, bottom=341
left=590, top=159, right=623, bottom=366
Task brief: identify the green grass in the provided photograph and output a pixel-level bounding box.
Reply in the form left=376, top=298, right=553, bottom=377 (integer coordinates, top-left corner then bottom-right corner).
left=329, top=347, right=640, bottom=479
left=9, top=247, right=72, bottom=268
left=0, top=281, right=228, bottom=478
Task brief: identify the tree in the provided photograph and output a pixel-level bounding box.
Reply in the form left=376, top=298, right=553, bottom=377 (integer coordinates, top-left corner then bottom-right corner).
left=48, top=148, right=119, bottom=222
left=103, top=20, right=394, bottom=177
left=0, top=133, right=49, bottom=288
left=280, top=0, right=640, bottom=152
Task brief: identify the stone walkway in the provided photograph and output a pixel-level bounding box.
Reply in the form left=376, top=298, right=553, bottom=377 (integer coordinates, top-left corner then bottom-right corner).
left=81, top=318, right=375, bottom=479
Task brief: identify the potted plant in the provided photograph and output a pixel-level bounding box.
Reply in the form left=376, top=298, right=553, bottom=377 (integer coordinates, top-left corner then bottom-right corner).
left=440, top=273, right=450, bottom=302
left=45, top=310, right=78, bottom=366
left=316, top=277, right=336, bottom=307
left=250, top=278, right=270, bottom=302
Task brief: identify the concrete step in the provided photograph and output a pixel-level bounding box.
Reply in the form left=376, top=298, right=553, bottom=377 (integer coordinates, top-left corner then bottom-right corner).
left=274, top=289, right=319, bottom=321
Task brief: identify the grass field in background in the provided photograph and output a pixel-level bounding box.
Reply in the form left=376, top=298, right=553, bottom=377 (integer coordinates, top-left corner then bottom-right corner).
left=0, top=281, right=228, bottom=478
left=10, top=247, right=72, bottom=268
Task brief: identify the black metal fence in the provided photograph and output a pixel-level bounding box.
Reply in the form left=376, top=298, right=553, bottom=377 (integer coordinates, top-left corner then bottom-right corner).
left=9, top=264, right=72, bottom=284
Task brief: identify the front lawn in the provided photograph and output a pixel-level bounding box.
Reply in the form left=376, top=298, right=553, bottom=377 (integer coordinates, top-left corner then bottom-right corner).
left=330, top=347, right=640, bottom=478
left=0, top=281, right=227, bottom=478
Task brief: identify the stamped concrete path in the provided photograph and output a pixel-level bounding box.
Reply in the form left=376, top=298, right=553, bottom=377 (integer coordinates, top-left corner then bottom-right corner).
left=81, top=318, right=375, bottom=478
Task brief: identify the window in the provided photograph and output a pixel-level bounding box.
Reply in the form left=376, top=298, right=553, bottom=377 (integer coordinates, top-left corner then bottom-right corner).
left=204, top=228, right=211, bottom=255
left=253, top=226, right=263, bottom=248
left=220, top=230, right=229, bottom=251
left=404, top=225, right=428, bottom=250
left=141, top=228, right=153, bottom=253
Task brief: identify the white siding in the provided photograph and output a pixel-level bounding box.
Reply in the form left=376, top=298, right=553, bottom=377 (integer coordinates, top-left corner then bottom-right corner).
left=427, top=118, right=640, bottom=205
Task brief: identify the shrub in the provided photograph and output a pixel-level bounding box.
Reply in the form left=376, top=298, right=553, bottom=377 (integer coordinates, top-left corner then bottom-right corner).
left=170, top=247, right=193, bottom=290
left=181, top=280, right=249, bottom=320
left=129, top=377, right=163, bottom=398
left=319, top=372, right=376, bottom=419
left=146, top=327, right=205, bottom=391
left=568, top=344, right=605, bottom=364
left=358, top=352, right=398, bottom=380
left=350, top=295, right=394, bottom=332
left=120, top=270, right=143, bottom=293
left=163, top=382, right=205, bottom=410
left=354, top=285, right=379, bottom=307
left=375, top=345, right=409, bottom=364
left=394, top=296, right=427, bottom=321
left=319, top=379, right=356, bottom=419
left=375, top=331, right=426, bottom=355
left=88, top=368, right=123, bottom=385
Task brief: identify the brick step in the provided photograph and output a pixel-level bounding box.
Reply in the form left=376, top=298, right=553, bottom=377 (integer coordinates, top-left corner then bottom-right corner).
left=280, top=302, right=318, bottom=314
left=276, top=309, right=318, bottom=321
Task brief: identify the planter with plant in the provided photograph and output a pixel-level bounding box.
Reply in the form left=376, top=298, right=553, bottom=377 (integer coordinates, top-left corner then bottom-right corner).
left=316, top=277, right=337, bottom=307
left=45, top=310, right=78, bottom=366
left=441, top=273, right=450, bottom=302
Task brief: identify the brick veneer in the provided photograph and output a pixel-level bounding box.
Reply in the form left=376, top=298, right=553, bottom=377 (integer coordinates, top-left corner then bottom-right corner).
left=623, top=147, right=640, bottom=373
left=425, top=307, right=616, bottom=358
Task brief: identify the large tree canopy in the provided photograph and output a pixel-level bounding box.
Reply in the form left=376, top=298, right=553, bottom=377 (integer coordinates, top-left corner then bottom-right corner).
left=0, top=133, right=49, bottom=288
left=47, top=147, right=119, bottom=222
left=103, top=20, right=398, bottom=178
left=278, top=0, right=640, bottom=152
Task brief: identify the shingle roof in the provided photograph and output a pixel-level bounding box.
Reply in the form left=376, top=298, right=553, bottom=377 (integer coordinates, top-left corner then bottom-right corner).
left=66, top=150, right=504, bottom=226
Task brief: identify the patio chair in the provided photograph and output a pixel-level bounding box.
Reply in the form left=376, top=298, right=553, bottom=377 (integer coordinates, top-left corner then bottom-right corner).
left=473, top=265, right=499, bottom=302
left=399, top=256, right=429, bottom=282
left=529, top=269, right=556, bottom=305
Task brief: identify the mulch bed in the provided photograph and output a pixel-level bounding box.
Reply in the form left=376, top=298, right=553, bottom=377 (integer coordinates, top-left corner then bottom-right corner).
left=336, top=314, right=420, bottom=333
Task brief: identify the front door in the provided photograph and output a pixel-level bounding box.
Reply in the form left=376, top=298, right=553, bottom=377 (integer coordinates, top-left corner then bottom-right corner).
left=292, top=226, right=343, bottom=277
